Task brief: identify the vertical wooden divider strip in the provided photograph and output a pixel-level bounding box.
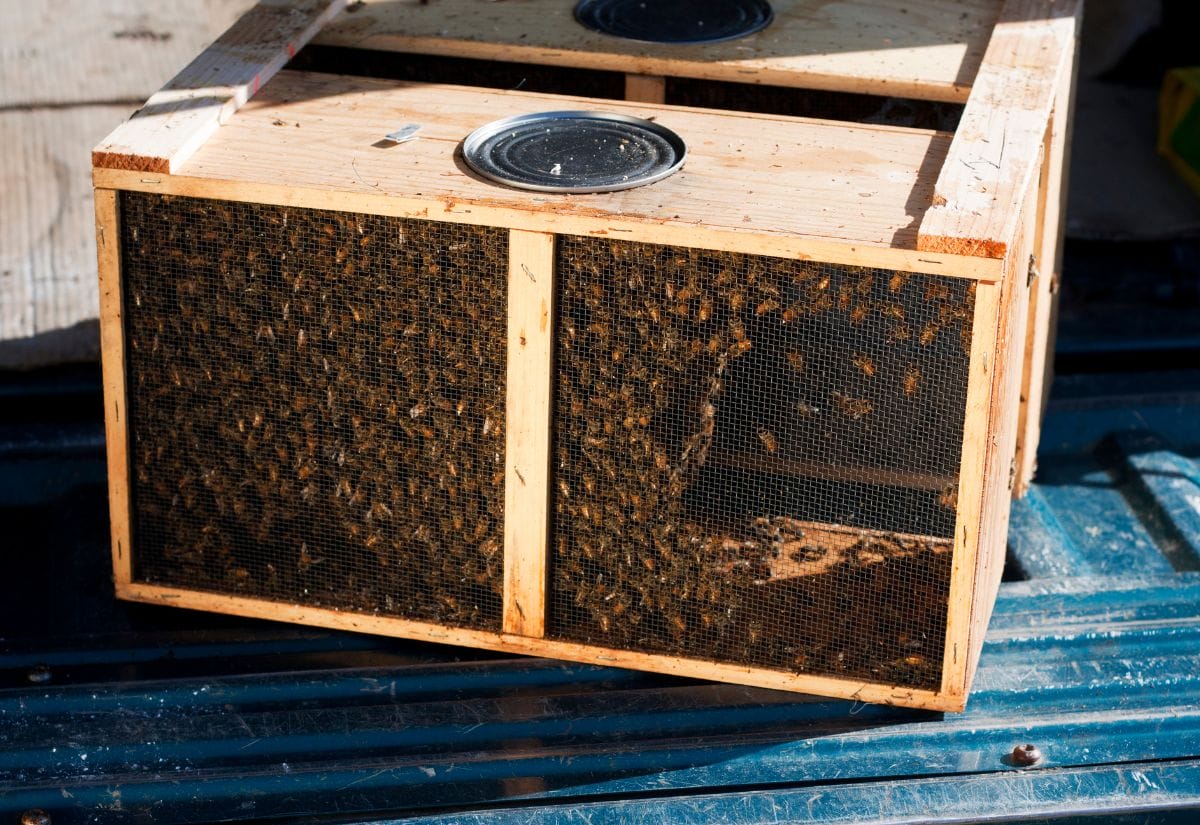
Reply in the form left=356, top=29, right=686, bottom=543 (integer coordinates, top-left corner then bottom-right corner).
left=625, top=74, right=667, bottom=104
left=940, top=277, right=1001, bottom=702
left=95, top=188, right=133, bottom=589
left=502, top=230, right=557, bottom=637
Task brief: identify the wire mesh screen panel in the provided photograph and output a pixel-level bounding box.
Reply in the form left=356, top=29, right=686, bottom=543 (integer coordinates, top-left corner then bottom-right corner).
left=549, top=238, right=974, bottom=689
left=120, top=193, right=508, bottom=631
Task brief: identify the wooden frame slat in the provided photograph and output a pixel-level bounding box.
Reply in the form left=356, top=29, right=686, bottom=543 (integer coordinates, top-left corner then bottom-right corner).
left=95, top=164, right=1001, bottom=280
left=624, top=75, right=667, bottom=104
left=118, top=582, right=954, bottom=710
left=502, top=230, right=557, bottom=638
left=943, top=170, right=1039, bottom=698
left=917, top=0, right=1080, bottom=258
left=93, top=0, right=347, bottom=174
left=941, top=279, right=1001, bottom=701
left=1013, top=26, right=1080, bottom=496
left=95, top=188, right=133, bottom=589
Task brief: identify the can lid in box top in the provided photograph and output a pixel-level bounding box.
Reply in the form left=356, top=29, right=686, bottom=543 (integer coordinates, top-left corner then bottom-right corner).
left=574, top=0, right=774, bottom=44
left=462, top=111, right=687, bottom=194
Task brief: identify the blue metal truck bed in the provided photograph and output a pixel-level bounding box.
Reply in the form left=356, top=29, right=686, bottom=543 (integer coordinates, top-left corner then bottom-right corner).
left=1, top=241, right=1199, bottom=823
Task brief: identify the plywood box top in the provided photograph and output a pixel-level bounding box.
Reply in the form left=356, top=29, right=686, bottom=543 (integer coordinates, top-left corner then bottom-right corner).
left=165, top=72, right=968, bottom=266
left=314, top=0, right=1001, bottom=102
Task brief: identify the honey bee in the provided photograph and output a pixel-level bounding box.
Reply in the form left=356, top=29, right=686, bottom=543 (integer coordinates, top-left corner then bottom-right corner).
left=925, top=282, right=950, bottom=302
left=852, top=353, right=876, bottom=377
left=838, top=284, right=854, bottom=310
left=834, top=392, right=874, bottom=420
left=903, top=367, right=922, bottom=397
left=889, top=272, right=908, bottom=293
left=919, top=321, right=939, bottom=346
left=757, top=429, right=779, bottom=454
left=938, top=485, right=958, bottom=510
left=755, top=298, right=779, bottom=316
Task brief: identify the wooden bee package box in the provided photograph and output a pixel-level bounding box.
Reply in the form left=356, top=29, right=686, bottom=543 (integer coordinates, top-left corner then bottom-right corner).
left=93, top=0, right=1080, bottom=710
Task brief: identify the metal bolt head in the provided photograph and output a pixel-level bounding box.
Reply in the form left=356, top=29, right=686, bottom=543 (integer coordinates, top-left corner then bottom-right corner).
left=1011, top=743, right=1043, bottom=767
left=26, top=665, right=51, bottom=685
left=20, top=810, right=51, bottom=825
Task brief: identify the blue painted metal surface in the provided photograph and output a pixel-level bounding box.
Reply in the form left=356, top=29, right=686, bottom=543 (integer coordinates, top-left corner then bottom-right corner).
left=1, top=351, right=1199, bottom=822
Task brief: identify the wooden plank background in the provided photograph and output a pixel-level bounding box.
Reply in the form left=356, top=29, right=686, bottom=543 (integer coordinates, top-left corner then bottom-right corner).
left=0, top=0, right=255, bottom=366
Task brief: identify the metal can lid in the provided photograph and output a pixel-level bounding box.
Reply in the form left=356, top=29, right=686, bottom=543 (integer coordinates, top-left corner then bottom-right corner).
left=574, top=0, right=774, bottom=45
left=462, top=111, right=686, bottom=194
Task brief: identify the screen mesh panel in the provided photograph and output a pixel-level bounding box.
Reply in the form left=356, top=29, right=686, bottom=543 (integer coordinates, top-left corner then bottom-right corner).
left=550, top=238, right=974, bottom=688
left=121, top=193, right=508, bottom=631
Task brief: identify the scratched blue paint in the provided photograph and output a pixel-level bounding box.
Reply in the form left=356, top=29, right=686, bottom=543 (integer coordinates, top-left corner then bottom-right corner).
left=1009, top=485, right=1093, bottom=578
left=1110, top=431, right=1200, bottom=570
left=389, top=760, right=1200, bottom=824
left=1023, top=455, right=1174, bottom=575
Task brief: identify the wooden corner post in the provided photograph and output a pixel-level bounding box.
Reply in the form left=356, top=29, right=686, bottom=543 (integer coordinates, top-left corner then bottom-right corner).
left=502, top=230, right=556, bottom=637
left=95, top=188, right=133, bottom=591
left=1013, top=12, right=1081, bottom=497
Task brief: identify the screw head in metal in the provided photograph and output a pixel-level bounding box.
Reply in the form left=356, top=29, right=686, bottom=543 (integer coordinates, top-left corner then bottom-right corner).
left=26, top=665, right=51, bottom=685
left=20, top=810, right=51, bottom=825
left=1011, top=743, right=1043, bottom=767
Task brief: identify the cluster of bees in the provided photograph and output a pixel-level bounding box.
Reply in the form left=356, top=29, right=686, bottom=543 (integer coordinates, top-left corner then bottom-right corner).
left=124, top=194, right=508, bottom=630
left=550, top=237, right=970, bottom=686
